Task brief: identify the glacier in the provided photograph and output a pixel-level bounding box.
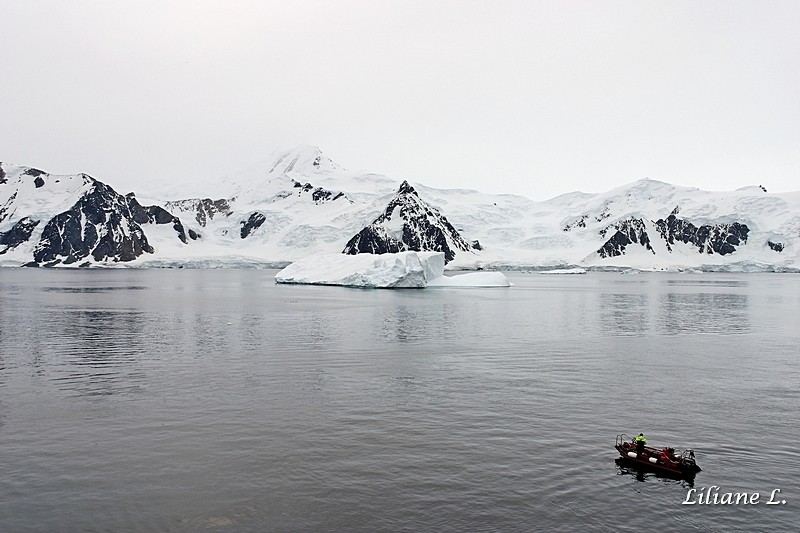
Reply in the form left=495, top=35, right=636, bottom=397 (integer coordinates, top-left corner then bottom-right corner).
left=275, top=251, right=510, bottom=288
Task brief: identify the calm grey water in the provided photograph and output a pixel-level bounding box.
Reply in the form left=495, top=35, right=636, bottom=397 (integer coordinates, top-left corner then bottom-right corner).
left=0, top=269, right=798, bottom=532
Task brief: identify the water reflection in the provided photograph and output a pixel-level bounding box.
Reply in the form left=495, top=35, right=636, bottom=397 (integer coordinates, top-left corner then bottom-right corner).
left=665, top=279, right=748, bottom=288
left=615, top=459, right=696, bottom=487
left=598, top=293, right=649, bottom=335
left=658, top=293, right=749, bottom=335
left=45, top=309, right=148, bottom=397
left=43, top=286, right=149, bottom=293
left=382, top=305, right=423, bottom=343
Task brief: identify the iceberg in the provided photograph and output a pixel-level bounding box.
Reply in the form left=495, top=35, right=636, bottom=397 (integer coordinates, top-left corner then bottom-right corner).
left=538, top=267, right=587, bottom=274
left=275, top=251, right=510, bottom=288
left=427, top=271, right=511, bottom=287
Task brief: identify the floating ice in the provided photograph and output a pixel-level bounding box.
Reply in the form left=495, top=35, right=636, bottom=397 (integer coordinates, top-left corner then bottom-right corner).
left=538, top=268, right=587, bottom=274
left=275, top=251, right=510, bottom=288
left=427, top=271, right=511, bottom=288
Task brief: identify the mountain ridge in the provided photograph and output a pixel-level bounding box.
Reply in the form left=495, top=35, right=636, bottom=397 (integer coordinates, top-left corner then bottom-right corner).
left=1, top=149, right=799, bottom=271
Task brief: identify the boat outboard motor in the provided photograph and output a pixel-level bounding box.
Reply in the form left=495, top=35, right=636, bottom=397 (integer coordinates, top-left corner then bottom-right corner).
left=682, top=449, right=701, bottom=473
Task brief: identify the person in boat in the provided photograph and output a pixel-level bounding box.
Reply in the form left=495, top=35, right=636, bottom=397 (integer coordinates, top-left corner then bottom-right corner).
left=633, top=433, right=647, bottom=457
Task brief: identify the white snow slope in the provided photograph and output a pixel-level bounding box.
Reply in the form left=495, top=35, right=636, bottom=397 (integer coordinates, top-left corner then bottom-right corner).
left=2, top=145, right=799, bottom=271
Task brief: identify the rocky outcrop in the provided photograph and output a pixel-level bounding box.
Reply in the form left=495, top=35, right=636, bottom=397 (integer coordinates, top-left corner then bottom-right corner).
left=291, top=180, right=347, bottom=204
left=22, top=168, right=47, bottom=177
left=654, top=207, right=749, bottom=255
left=240, top=212, right=266, bottom=238
left=0, top=192, right=17, bottom=225
left=164, top=198, right=232, bottom=227
left=564, top=209, right=611, bottom=232
left=563, top=215, right=588, bottom=231
left=33, top=179, right=155, bottom=265
left=0, top=217, right=40, bottom=254
left=768, top=241, right=784, bottom=252
left=343, top=181, right=476, bottom=263
left=597, top=218, right=654, bottom=258
left=125, top=193, right=191, bottom=243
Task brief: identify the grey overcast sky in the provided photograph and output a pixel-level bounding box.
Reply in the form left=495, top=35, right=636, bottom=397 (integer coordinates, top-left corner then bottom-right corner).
left=2, top=0, right=798, bottom=200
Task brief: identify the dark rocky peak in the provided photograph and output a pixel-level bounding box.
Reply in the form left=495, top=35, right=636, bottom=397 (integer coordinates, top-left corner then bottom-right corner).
left=342, top=181, right=476, bottom=264
left=0, top=163, right=6, bottom=184
left=379, top=181, right=431, bottom=218
left=597, top=217, right=654, bottom=258
left=32, top=178, right=156, bottom=265
left=654, top=213, right=749, bottom=255
left=397, top=180, right=416, bottom=195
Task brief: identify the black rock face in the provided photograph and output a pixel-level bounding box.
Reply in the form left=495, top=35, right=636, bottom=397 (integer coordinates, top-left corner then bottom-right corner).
left=311, top=188, right=345, bottom=204
left=0, top=163, right=7, bottom=184
left=343, top=180, right=473, bottom=264
left=344, top=226, right=403, bottom=256
left=125, top=193, right=189, bottom=244
left=0, top=191, right=18, bottom=225
left=33, top=179, right=155, bottom=265
left=34, top=176, right=45, bottom=188
left=654, top=210, right=749, bottom=255
left=768, top=241, right=784, bottom=252
left=0, top=217, right=40, bottom=254
left=597, top=218, right=654, bottom=258
left=240, top=212, right=266, bottom=239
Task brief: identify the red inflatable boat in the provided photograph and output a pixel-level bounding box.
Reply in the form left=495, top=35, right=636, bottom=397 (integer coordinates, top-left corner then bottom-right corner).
left=615, top=434, right=701, bottom=479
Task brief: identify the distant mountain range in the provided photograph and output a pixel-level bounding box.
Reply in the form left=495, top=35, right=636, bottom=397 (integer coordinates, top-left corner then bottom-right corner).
left=2, top=145, right=798, bottom=271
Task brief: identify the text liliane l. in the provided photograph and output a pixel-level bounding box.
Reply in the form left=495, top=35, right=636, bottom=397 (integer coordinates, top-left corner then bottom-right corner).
left=682, top=486, right=786, bottom=505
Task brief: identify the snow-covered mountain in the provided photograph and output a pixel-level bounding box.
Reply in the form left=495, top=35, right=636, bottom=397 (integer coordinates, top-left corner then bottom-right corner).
left=343, top=180, right=479, bottom=263
left=0, top=164, right=189, bottom=266
left=2, top=147, right=799, bottom=271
